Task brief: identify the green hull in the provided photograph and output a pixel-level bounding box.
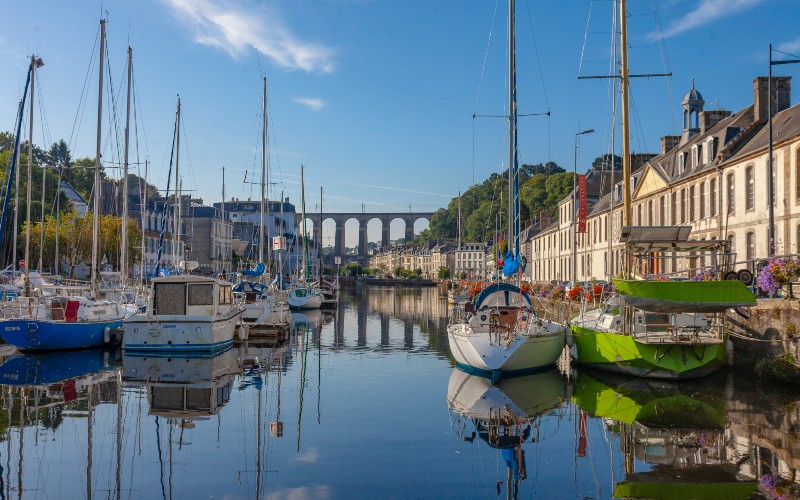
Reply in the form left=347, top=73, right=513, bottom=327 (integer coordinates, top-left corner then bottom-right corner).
left=572, top=370, right=725, bottom=429
left=614, top=474, right=757, bottom=500
left=612, top=278, right=757, bottom=313
left=571, top=325, right=726, bottom=379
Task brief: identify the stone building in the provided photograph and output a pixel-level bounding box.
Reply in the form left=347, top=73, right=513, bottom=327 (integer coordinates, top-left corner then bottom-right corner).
left=529, top=76, right=799, bottom=283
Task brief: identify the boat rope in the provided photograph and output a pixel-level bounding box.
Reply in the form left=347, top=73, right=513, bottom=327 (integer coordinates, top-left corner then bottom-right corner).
left=727, top=329, right=799, bottom=343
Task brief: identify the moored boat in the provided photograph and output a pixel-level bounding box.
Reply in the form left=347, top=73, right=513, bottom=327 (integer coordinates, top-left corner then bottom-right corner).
left=448, top=283, right=566, bottom=379
left=123, top=275, right=244, bottom=353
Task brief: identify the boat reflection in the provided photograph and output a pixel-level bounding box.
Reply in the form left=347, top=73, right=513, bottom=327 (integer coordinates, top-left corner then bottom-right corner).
left=447, top=368, right=569, bottom=498
left=122, top=348, right=242, bottom=422
left=572, top=369, right=757, bottom=499
left=0, top=346, right=117, bottom=386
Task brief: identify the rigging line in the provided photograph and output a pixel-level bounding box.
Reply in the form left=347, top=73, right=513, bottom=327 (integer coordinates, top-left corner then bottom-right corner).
left=649, top=0, right=675, bottom=134
left=577, top=0, right=594, bottom=78
left=474, top=0, right=501, bottom=111
left=522, top=0, right=550, bottom=110
left=473, top=112, right=550, bottom=118
left=773, top=48, right=800, bottom=59
left=68, top=26, right=101, bottom=154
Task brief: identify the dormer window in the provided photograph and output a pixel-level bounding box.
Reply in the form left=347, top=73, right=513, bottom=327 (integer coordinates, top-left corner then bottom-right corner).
left=614, top=184, right=622, bottom=201
left=706, top=138, right=715, bottom=163
left=678, top=153, right=685, bottom=174
left=692, top=146, right=698, bottom=168
left=630, top=176, right=637, bottom=191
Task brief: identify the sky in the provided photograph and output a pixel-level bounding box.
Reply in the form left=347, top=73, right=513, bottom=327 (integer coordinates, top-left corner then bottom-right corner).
left=1, top=0, right=798, bottom=247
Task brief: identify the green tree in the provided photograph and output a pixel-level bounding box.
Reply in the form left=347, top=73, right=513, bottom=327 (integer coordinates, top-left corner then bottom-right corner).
left=437, top=267, right=450, bottom=279
left=69, top=157, right=108, bottom=201
left=591, top=154, right=621, bottom=171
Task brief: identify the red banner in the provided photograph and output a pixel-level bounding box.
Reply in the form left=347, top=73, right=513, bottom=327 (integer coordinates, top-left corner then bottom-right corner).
left=577, top=174, right=587, bottom=233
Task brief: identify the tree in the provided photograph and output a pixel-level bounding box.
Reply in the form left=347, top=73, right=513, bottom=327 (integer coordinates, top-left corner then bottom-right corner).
left=69, top=157, right=108, bottom=201
left=591, top=154, right=622, bottom=171
left=437, top=267, right=450, bottom=279
left=47, top=139, right=72, bottom=168
left=125, top=173, right=159, bottom=198
left=0, top=131, right=15, bottom=153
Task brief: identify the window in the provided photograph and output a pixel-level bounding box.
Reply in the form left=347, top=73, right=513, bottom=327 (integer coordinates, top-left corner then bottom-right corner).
left=746, top=231, right=755, bottom=262
left=700, top=182, right=706, bottom=219
left=648, top=200, right=653, bottom=225
left=710, top=179, right=717, bottom=217
left=746, top=165, right=755, bottom=211
left=188, top=284, right=214, bottom=305
left=706, top=138, right=716, bottom=163
left=796, top=148, right=800, bottom=201
left=678, top=153, right=686, bottom=174
left=154, top=283, right=186, bottom=316
left=659, top=196, right=665, bottom=225
left=689, top=186, right=695, bottom=220
left=727, top=173, right=735, bottom=214
left=692, top=146, right=699, bottom=168
left=681, top=189, right=687, bottom=224
left=219, top=285, right=232, bottom=305
left=670, top=193, right=677, bottom=225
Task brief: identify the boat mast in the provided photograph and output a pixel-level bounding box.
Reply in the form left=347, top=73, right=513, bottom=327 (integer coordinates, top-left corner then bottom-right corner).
left=265, top=79, right=272, bottom=274
left=259, top=77, right=266, bottom=266
left=620, top=0, right=632, bottom=278
left=121, top=46, right=132, bottom=286
left=319, top=186, right=322, bottom=281
left=172, top=97, right=181, bottom=271
left=23, top=56, right=41, bottom=296
left=300, top=166, right=307, bottom=282
left=91, top=20, right=106, bottom=298
left=506, top=0, right=517, bottom=259
left=221, top=166, right=226, bottom=273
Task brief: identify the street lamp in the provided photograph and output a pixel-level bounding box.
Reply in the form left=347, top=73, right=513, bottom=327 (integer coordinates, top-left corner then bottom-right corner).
left=768, top=44, right=800, bottom=257
left=573, top=129, right=594, bottom=285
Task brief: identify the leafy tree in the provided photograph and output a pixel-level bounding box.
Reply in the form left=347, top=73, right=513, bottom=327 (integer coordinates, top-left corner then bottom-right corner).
left=591, top=154, right=621, bottom=171
left=69, top=157, right=108, bottom=201
left=125, top=173, right=159, bottom=198
left=47, top=139, right=72, bottom=168
left=0, top=131, right=15, bottom=153
left=437, top=267, right=450, bottom=279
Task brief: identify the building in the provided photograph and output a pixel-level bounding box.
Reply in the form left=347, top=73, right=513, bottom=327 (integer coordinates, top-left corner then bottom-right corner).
left=529, top=76, right=800, bottom=283
left=186, top=205, right=234, bottom=273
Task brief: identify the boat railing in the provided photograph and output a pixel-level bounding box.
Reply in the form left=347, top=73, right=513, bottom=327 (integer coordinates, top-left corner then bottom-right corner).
left=637, top=320, right=724, bottom=344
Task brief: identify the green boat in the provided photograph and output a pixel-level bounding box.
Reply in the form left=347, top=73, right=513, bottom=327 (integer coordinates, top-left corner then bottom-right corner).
left=612, top=278, right=757, bottom=313
left=570, top=226, right=755, bottom=379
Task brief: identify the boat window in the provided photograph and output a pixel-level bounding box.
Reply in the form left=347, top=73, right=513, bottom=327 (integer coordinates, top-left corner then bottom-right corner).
left=153, top=283, right=186, bottom=315
left=219, top=285, right=232, bottom=305
left=188, top=284, right=214, bottom=305
left=645, top=313, right=670, bottom=325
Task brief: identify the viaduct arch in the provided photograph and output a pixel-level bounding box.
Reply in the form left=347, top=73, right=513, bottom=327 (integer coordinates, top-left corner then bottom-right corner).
left=297, top=212, right=433, bottom=262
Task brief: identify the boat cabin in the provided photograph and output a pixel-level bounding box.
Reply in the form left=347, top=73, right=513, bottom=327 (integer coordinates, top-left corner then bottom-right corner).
left=150, top=275, right=234, bottom=317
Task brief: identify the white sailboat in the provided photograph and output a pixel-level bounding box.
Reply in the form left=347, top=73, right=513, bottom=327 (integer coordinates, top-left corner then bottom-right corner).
left=236, top=77, right=291, bottom=329
left=447, top=0, right=565, bottom=380
left=286, top=165, right=322, bottom=310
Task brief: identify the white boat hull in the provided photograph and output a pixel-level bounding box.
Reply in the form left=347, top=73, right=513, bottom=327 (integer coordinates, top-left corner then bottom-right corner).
left=123, top=311, right=242, bottom=352
left=286, top=290, right=322, bottom=310
left=241, top=299, right=291, bottom=327
left=447, top=323, right=565, bottom=373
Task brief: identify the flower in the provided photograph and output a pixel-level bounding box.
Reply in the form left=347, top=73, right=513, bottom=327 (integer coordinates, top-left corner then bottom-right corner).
left=691, top=267, right=717, bottom=281
left=757, top=256, right=800, bottom=295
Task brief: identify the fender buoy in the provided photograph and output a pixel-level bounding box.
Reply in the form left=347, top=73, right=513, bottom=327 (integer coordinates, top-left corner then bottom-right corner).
left=103, top=326, right=111, bottom=344
left=237, top=324, right=249, bottom=341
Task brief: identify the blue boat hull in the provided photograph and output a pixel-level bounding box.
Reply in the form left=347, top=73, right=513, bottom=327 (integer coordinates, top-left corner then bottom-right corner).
left=0, top=347, right=114, bottom=385
left=0, top=319, right=123, bottom=351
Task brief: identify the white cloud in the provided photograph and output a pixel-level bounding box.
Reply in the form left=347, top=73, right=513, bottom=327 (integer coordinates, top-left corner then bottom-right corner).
left=293, top=97, right=327, bottom=111
left=657, top=0, right=766, bottom=39
left=265, top=485, right=332, bottom=500
left=291, top=446, right=320, bottom=463
left=165, top=0, right=335, bottom=73
left=777, top=37, right=800, bottom=55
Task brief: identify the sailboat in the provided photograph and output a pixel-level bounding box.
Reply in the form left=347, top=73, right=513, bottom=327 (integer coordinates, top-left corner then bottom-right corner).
left=235, top=77, right=291, bottom=330
left=1, top=21, right=136, bottom=351
left=568, top=0, right=757, bottom=379
left=286, top=166, right=322, bottom=310
left=447, top=0, right=566, bottom=380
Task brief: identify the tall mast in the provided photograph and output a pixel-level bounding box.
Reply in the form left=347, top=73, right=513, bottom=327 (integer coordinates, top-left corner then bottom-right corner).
left=121, top=46, right=132, bottom=285
left=91, top=20, right=106, bottom=298
left=23, top=55, right=41, bottom=296
left=221, top=166, right=226, bottom=273
left=506, top=0, right=520, bottom=260
left=38, top=158, right=45, bottom=272
left=265, top=80, right=272, bottom=273
left=620, top=0, right=631, bottom=278
left=173, top=97, right=181, bottom=270
left=319, top=186, right=323, bottom=281
left=259, top=77, right=266, bottom=265
left=301, top=165, right=307, bottom=282
left=457, top=191, right=461, bottom=249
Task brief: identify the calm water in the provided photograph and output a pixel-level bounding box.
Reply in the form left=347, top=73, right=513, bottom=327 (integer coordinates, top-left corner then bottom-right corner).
left=0, top=286, right=795, bottom=499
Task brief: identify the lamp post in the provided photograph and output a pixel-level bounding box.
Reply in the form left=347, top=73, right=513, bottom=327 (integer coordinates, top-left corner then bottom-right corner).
left=768, top=44, right=800, bottom=257
left=573, top=129, right=594, bottom=285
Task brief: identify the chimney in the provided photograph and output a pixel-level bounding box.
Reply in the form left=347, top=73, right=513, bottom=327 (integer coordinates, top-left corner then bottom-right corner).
left=661, top=136, right=680, bottom=155
left=700, top=110, right=731, bottom=133
left=630, top=153, right=656, bottom=171
left=754, top=76, right=792, bottom=123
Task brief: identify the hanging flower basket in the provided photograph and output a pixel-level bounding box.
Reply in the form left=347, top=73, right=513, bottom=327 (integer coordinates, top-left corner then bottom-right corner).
left=757, top=256, right=800, bottom=298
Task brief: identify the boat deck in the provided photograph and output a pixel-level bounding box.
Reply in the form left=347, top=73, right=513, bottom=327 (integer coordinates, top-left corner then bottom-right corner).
left=633, top=327, right=723, bottom=345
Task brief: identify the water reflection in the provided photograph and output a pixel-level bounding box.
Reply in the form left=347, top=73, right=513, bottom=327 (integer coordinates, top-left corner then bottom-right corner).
left=572, top=369, right=758, bottom=498
left=447, top=369, right=570, bottom=499
left=0, top=286, right=797, bottom=497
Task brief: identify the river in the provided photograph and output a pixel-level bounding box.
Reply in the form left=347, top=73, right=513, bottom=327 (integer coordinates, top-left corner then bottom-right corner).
left=0, top=285, right=795, bottom=499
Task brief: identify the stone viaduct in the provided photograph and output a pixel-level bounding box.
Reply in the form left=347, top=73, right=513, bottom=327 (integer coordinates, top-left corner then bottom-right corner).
left=296, top=212, right=434, bottom=261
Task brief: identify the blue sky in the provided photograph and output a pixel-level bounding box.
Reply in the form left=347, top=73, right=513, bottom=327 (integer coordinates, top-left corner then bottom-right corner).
left=1, top=0, right=798, bottom=245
